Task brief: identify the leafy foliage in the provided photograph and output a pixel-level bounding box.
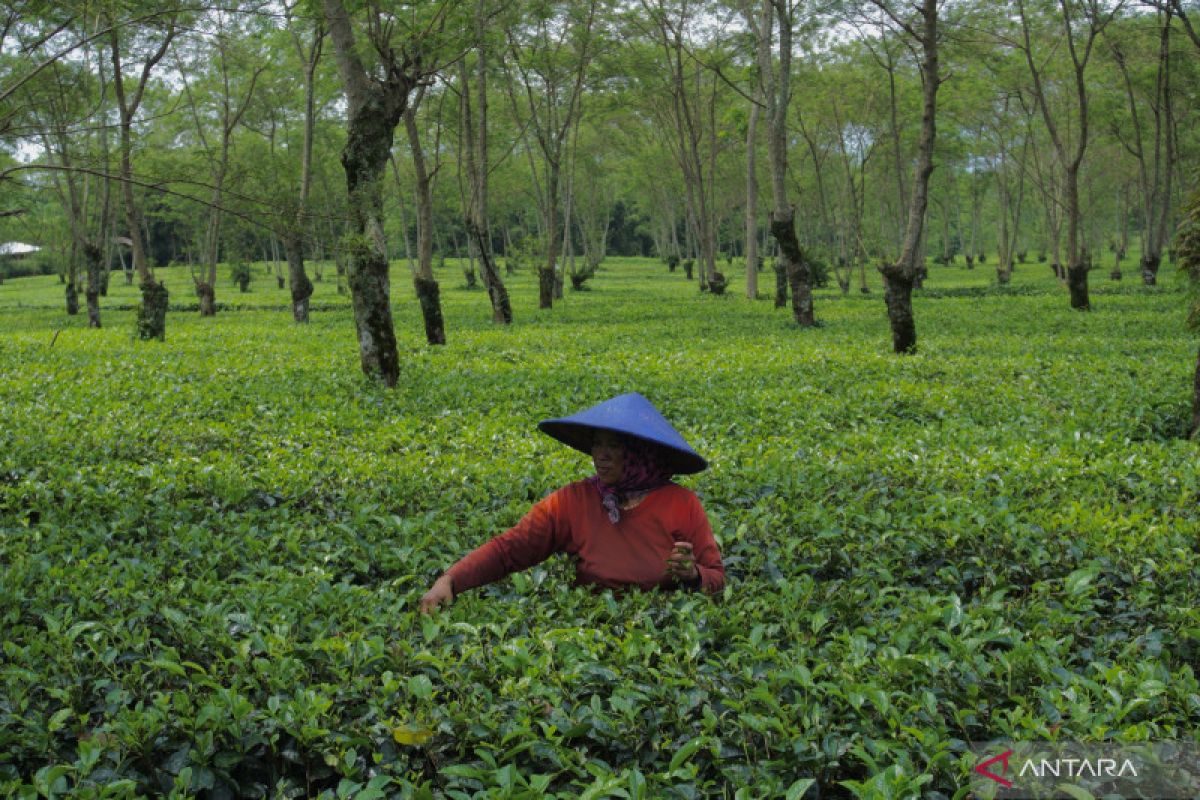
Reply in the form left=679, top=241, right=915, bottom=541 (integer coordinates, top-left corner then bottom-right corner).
left=0, top=258, right=1197, bottom=797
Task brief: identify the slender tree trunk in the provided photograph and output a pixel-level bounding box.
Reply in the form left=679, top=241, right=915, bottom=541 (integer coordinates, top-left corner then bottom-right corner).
left=1064, top=166, right=1090, bottom=309
left=392, top=160, right=416, bottom=275
left=402, top=102, right=446, bottom=345
left=879, top=0, right=939, bottom=353
left=887, top=58, right=908, bottom=253
left=282, top=19, right=322, bottom=323
left=65, top=240, right=79, bottom=315
left=405, top=110, right=434, bottom=284
left=1018, top=0, right=1111, bottom=310
left=541, top=160, right=560, bottom=308
left=82, top=242, right=102, bottom=328
left=745, top=99, right=760, bottom=299
left=997, top=173, right=1012, bottom=285
left=1192, top=344, right=1200, bottom=439
left=110, top=22, right=174, bottom=340
left=197, top=166, right=224, bottom=316
left=560, top=127, right=575, bottom=298
left=968, top=162, right=981, bottom=266
left=282, top=230, right=313, bottom=322
left=1144, top=14, right=1175, bottom=286
left=756, top=0, right=813, bottom=325
left=177, top=30, right=259, bottom=319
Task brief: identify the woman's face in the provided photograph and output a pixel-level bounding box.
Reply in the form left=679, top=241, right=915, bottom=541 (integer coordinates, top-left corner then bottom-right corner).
left=591, top=430, right=626, bottom=484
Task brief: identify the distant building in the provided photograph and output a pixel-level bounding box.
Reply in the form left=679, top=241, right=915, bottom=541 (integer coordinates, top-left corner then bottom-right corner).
left=0, top=242, right=40, bottom=258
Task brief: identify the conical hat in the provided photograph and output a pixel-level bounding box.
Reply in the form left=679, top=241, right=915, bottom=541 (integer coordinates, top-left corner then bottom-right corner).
left=537, top=392, right=707, bottom=474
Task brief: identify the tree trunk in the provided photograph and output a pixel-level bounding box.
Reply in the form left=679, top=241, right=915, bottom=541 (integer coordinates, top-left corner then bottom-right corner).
left=880, top=0, right=939, bottom=354
left=540, top=160, right=560, bottom=309
left=401, top=96, right=445, bottom=345
left=996, top=150, right=1012, bottom=285
left=196, top=282, right=216, bottom=316
left=772, top=212, right=813, bottom=325
left=883, top=272, right=916, bottom=353
left=135, top=279, right=169, bottom=341
left=85, top=259, right=102, bottom=326
left=284, top=232, right=313, bottom=323
left=64, top=239, right=80, bottom=315
left=887, top=59, right=908, bottom=253
left=1114, top=12, right=1175, bottom=288
left=1064, top=168, right=1090, bottom=310
left=756, top=0, right=813, bottom=325
left=1191, top=344, right=1200, bottom=439
left=968, top=156, right=982, bottom=264
left=1018, top=0, right=1109, bottom=310
left=745, top=98, right=760, bottom=299
left=325, top=0, right=414, bottom=381
left=110, top=22, right=174, bottom=340
left=460, top=32, right=512, bottom=327
left=200, top=188, right=223, bottom=316
left=414, top=276, right=445, bottom=345
left=282, top=15, right=322, bottom=324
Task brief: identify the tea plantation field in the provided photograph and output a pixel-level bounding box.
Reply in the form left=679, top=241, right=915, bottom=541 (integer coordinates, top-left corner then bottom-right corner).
left=1, top=259, right=1198, bottom=798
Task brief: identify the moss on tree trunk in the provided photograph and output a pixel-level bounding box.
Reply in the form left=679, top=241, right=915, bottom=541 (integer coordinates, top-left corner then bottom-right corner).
left=85, top=289, right=101, bottom=328
left=344, top=234, right=401, bottom=384
left=136, top=280, right=169, bottom=341
left=1068, top=264, right=1091, bottom=310
left=771, top=214, right=814, bottom=326
left=1141, top=253, right=1161, bottom=286
left=339, top=89, right=409, bottom=383
left=538, top=267, right=555, bottom=309
left=487, top=277, right=512, bottom=324
left=284, top=233, right=313, bottom=324
left=84, top=242, right=103, bottom=329
left=882, top=269, right=917, bottom=354
left=414, top=275, right=446, bottom=345
left=196, top=283, right=216, bottom=316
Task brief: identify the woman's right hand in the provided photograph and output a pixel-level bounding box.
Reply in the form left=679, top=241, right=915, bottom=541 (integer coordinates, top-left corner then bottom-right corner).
left=419, top=574, right=455, bottom=614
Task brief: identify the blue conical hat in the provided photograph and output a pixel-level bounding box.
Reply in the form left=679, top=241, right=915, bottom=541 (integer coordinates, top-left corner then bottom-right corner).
left=537, top=392, right=707, bottom=474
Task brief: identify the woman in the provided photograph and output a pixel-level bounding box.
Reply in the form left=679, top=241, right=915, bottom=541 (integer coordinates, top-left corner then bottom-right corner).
left=420, top=393, right=725, bottom=612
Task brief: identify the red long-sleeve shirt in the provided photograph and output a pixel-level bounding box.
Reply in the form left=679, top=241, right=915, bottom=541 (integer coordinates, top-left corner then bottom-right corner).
left=446, top=481, right=725, bottom=595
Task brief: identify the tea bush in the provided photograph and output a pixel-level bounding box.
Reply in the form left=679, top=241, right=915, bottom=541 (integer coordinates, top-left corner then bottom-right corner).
left=0, top=258, right=1197, bottom=798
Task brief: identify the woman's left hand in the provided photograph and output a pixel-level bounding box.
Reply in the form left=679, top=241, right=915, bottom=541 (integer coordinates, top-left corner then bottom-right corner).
left=666, top=540, right=699, bottom=583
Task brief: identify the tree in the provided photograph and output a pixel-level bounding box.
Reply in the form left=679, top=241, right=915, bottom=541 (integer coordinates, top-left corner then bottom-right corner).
left=867, top=0, right=942, bottom=353
left=459, top=0, right=512, bottom=323
left=752, top=0, right=816, bottom=324
left=401, top=84, right=448, bottom=343
left=743, top=78, right=760, bottom=299
left=1177, top=185, right=1200, bottom=437
left=109, top=9, right=177, bottom=339
left=175, top=12, right=263, bottom=316
left=1015, top=0, right=1122, bottom=310
left=1107, top=9, right=1176, bottom=286
left=17, top=18, right=113, bottom=327
left=504, top=0, right=599, bottom=309
left=634, top=0, right=728, bottom=292
left=322, top=0, right=454, bottom=384
left=282, top=5, right=325, bottom=324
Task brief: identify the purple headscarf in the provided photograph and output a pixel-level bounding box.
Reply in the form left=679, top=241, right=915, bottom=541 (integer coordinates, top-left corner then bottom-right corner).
left=587, top=434, right=673, bottom=523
